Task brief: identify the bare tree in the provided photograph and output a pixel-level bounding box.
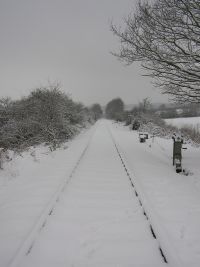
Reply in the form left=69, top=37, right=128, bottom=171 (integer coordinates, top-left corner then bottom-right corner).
left=111, top=0, right=200, bottom=103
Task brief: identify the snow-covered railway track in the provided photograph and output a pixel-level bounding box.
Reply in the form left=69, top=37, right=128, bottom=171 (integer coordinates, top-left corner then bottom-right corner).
left=8, top=125, right=97, bottom=267
left=107, top=122, right=182, bottom=267
left=9, top=120, right=182, bottom=267
left=107, top=126, right=166, bottom=263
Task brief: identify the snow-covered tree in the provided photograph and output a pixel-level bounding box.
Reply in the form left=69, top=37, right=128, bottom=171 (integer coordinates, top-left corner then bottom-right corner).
left=0, top=85, right=91, bottom=150
left=105, top=98, right=124, bottom=121
left=90, top=104, right=103, bottom=121
left=111, top=0, right=200, bottom=103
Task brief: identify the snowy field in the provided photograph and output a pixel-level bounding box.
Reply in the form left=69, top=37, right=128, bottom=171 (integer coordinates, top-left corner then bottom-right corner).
left=165, top=116, right=200, bottom=130
left=0, top=120, right=200, bottom=267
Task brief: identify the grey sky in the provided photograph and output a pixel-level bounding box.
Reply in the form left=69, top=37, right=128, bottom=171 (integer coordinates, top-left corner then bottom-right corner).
left=0, top=0, right=168, bottom=106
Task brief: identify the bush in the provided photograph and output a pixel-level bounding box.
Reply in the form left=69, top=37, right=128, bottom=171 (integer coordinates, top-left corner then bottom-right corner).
left=0, top=85, right=92, bottom=151
left=180, top=125, right=200, bottom=145
left=137, top=113, right=200, bottom=146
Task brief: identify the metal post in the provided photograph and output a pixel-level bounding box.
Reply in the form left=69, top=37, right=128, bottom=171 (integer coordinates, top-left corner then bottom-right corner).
left=172, top=134, right=183, bottom=173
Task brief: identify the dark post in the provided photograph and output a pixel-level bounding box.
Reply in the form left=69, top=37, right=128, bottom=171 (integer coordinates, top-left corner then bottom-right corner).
left=172, top=134, right=183, bottom=173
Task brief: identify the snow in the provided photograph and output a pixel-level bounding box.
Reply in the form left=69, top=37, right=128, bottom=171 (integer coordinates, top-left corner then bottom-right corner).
left=0, top=127, right=94, bottom=267
left=0, top=120, right=200, bottom=267
left=18, top=121, right=165, bottom=267
left=111, top=121, right=200, bottom=267
left=165, top=117, right=200, bottom=130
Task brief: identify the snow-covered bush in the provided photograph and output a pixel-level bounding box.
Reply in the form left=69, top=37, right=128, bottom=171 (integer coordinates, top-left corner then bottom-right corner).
left=0, top=119, right=42, bottom=149
left=136, top=113, right=200, bottom=146
left=179, top=125, right=200, bottom=145
left=0, top=85, right=92, bottom=155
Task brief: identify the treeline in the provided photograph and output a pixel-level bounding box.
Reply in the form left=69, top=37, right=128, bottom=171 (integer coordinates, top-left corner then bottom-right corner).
left=105, top=98, right=124, bottom=121
left=0, top=85, right=102, bottom=151
left=156, top=104, right=200, bottom=119
left=105, top=97, right=161, bottom=126
left=105, top=97, right=200, bottom=144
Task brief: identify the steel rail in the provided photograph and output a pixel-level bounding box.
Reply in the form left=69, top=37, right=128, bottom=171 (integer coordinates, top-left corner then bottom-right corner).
left=107, top=123, right=183, bottom=267
left=8, top=125, right=97, bottom=267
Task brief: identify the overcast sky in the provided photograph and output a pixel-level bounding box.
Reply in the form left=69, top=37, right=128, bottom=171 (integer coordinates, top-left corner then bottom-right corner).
left=0, top=0, right=169, bottom=106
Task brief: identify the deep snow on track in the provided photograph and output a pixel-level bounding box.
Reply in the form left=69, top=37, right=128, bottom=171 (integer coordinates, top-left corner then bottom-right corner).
left=111, top=121, right=200, bottom=267
left=18, top=121, right=165, bottom=267
left=0, top=126, right=94, bottom=267
left=1, top=120, right=200, bottom=267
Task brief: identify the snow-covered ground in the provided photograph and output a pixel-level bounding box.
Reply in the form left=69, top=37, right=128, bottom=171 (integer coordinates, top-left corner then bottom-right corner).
left=112, top=121, right=200, bottom=267
left=19, top=121, right=166, bottom=267
left=0, top=126, right=94, bottom=267
left=165, top=116, right=200, bottom=130
left=1, top=120, right=200, bottom=267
